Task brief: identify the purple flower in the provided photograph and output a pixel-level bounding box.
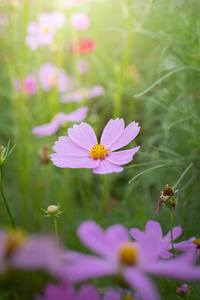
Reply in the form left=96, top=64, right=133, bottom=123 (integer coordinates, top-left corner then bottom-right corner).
left=130, top=221, right=196, bottom=259
left=177, top=284, right=189, bottom=296
left=71, top=12, right=90, bottom=30
left=50, top=118, right=140, bottom=174
left=36, top=283, right=100, bottom=300
left=60, top=85, right=104, bottom=103
left=0, top=229, right=61, bottom=276
left=60, top=221, right=200, bottom=300
left=32, top=107, right=88, bottom=138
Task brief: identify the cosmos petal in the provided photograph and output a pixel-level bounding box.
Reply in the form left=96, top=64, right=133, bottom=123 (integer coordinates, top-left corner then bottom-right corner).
left=68, top=122, right=97, bottom=150
left=106, top=147, right=140, bottom=165
left=100, top=118, right=124, bottom=149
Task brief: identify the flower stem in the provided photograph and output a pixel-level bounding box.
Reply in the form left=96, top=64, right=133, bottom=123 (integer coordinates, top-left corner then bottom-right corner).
left=54, top=217, right=59, bottom=250
left=0, top=168, right=16, bottom=229
left=96, top=175, right=107, bottom=223
left=169, top=207, right=174, bottom=255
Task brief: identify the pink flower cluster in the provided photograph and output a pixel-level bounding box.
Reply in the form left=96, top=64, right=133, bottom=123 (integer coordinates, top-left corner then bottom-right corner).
left=60, top=85, right=105, bottom=103
left=25, top=11, right=66, bottom=50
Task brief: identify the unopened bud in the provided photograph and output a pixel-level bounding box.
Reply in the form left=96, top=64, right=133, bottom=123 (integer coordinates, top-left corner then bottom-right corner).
left=47, top=205, right=60, bottom=217
left=177, top=284, right=189, bottom=296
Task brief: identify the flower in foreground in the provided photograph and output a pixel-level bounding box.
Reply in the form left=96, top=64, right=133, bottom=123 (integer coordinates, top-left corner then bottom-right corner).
left=130, top=220, right=196, bottom=259
left=32, top=107, right=88, bottom=138
left=59, top=221, right=200, bottom=300
left=37, top=283, right=100, bottom=300
left=51, top=118, right=140, bottom=174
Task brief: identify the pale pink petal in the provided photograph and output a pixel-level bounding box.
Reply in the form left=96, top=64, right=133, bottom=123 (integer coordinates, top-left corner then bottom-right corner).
left=93, top=159, right=123, bottom=174
left=52, top=136, right=88, bottom=154
left=100, top=118, right=124, bottom=149
left=77, top=221, right=115, bottom=257
left=130, top=228, right=146, bottom=241
left=32, top=122, right=59, bottom=137
left=68, top=122, right=97, bottom=150
left=64, top=107, right=88, bottom=123
left=50, top=153, right=99, bottom=169
left=71, top=12, right=90, bottom=30
left=164, top=225, right=182, bottom=242
left=145, top=221, right=162, bottom=239
left=160, top=249, right=174, bottom=259
left=106, top=147, right=140, bottom=166
left=124, top=268, right=160, bottom=300
left=109, top=121, right=140, bottom=152
left=57, top=69, right=68, bottom=93
left=172, top=241, right=196, bottom=253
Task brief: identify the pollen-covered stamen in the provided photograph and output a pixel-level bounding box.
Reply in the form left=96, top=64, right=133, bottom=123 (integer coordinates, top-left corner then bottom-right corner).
left=89, top=143, right=108, bottom=159
left=193, top=238, right=200, bottom=249
left=119, top=243, right=138, bottom=265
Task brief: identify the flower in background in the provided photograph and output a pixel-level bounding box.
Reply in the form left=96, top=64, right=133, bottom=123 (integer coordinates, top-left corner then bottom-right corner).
left=60, top=85, right=105, bottom=103
left=77, top=59, right=90, bottom=74
left=51, top=118, right=140, bottom=174
left=38, top=145, right=51, bottom=166
left=61, top=0, right=81, bottom=8
left=0, top=228, right=61, bottom=276
left=59, top=221, right=200, bottom=300
left=38, top=63, right=75, bottom=93
left=25, top=12, right=66, bottom=50
left=0, top=12, right=9, bottom=36
left=37, top=283, right=100, bottom=300
left=12, top=78, right=21, bottom=92
left=176, top=284, right=190, bottom=296
left=68, top=38, right=95, bottom=55
left=32, top=106, right=88, bottom=138
left=23, top=74, right=37, bottom=95
left=130, top=221, right=196, bottom=259
left=71, top=12, right=90, bottom=30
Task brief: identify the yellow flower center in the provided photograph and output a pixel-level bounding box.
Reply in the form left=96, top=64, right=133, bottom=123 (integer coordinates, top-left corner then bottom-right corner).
left=89, top=143, right=108, bottom=159
left=123, top=296, right=132, bottom=300
left=42, top=26, right=51, bottom=34
left=193, top=238, right=200, bottom=249
left=119, top=243, right=138, bottom=265
left=4, top=230, right=26, bottom=258
left=80, top=88, right=89, bottom=99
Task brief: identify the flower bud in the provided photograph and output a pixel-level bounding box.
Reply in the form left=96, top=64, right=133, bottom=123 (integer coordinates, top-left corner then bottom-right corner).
left=38, top=145, right=50, bottom=166
left=47, top=205, right=60, bottom=217
left=177, top=284, right=189, bottom=296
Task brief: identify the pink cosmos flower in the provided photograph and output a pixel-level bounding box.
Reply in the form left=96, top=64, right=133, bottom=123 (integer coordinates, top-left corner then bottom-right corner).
left=60, top=85, right=104, bottom=103
left=37, top=283, right=100, bottom=300
left=60, top=221, right=200, bottom=300
left=23, top=74, right=37, bottom=95
left=68, top=38, right=95, bottom=55
left=77, top=59, right=90, bottom=74
left=25, top=12, right=66, bottom=50
left=50, top=118, right=140, bottom=174
left=38, top=63, right=74, bottom=93
left=130, top=221, right=196, bottom=259
left=32, top=107, right=88, bottom=138
left=0, top=229, right=61, bottom=276
left=12, top=78, right=21, bottom=92
left=71, top=12, right=90, bottom=30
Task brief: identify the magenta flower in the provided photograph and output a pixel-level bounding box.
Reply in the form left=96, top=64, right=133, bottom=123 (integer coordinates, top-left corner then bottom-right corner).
left=23, top=74, right=37, bottom=95
left=50, top=118, right=140, bottom=174
left=71, top=12, right=90, bottom=30
left=0, top=229, right=61, bottom=276
left=60, top=85, right=105, bottom=103
left=177, top=284, right=189, bottom=296
left=37, top=283, right=100, bottom=300
left=60, top=221, right=200, bottom=300
left=130, top=221, right=196, bottom=259
left=32, top=107, right=88, bottom=138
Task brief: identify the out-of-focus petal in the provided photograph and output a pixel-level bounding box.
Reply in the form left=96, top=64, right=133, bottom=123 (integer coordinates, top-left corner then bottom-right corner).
left=164, top=225, right=182, bottom=242
left=130, top=228, right=146, bottom=241
left=93, top=159, right=123, bottom=174
left=77, top=221, right=115, bottom=257
left=68, top=122, right=97, bottom=149
left=109, top=121, right=140, bottom=152
left=65, top=107, right=88, bottom=123
left=78, top=285, right=101, bottom=300
left=106, top=147, right=140, bottom=166
left=100, top=118, right=124, bottom=149
left=105, top=224, right=130, bottom=250
left=173, top=240, right=196, bottom=253
left=124, top=268, right=160, bottom=300
left=145, top=221, right=162, bottom=239
left=32, top=122, right=59, bottom=137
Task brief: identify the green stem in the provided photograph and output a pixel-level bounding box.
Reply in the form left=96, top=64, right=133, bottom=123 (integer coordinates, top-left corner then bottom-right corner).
left=0, top=168, right=16, bottom=229
left=54, top=217, right=59, bottom=250
left=173, top=162, right=193, bottom=190
left=169, top=207, right=174, bottom=255
left=95, top=175, right=107, bottom=223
